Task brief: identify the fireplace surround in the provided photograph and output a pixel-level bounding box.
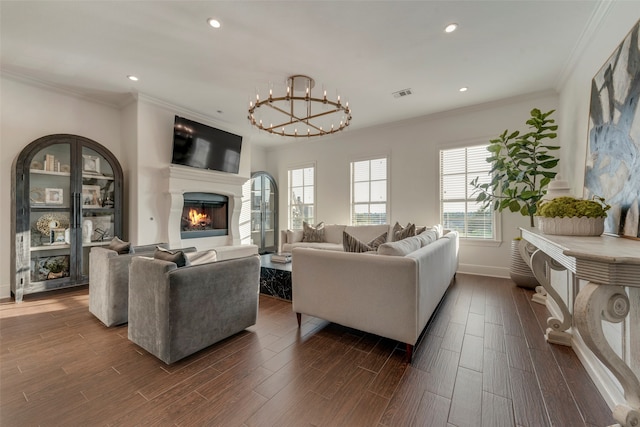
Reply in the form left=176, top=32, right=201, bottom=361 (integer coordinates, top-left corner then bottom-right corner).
left=167, top=165, right=249, bottom=250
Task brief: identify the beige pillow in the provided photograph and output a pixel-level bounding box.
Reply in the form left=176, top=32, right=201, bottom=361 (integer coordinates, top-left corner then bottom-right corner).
left=302, top=221, right=325, bottom=242
left=342, top=231, right=388, bottom=253
left=186, top=250, right=217, bottom=266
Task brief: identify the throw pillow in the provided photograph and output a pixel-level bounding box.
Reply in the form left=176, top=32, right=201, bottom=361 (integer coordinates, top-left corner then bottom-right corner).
left=108, top=236, right=132, bottom=254
left=342, top=231, right=388, bottom=253
left=393, top=222, right=416, bottom=241
left=154, top=248, right=190, bottom=268
left=186, top=249, right=217, bottom=266
left=302, top=221, right=325, bottom=242
left=378, top=236, right=422, bottom=256
left=432, top=224, right=444, bottom=239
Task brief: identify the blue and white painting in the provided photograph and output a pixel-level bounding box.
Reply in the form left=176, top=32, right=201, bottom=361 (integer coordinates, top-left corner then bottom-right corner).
left=585, top=19, right=640, bottom=238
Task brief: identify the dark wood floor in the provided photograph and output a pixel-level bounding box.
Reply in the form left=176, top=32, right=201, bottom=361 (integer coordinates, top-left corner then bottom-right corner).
left=1, top=273, right=613, bottom=426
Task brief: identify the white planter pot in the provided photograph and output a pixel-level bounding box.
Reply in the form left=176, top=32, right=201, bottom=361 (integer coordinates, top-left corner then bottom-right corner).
left=537, top=216, right=605, bottom=236
left=510, top=239, right=538, bottom=289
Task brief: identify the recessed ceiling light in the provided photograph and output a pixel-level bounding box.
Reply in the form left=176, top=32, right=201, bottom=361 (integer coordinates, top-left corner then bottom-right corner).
left=127, top=75, right=139, bottom=82
left=459, top=87, right=468, bottom=92
left=207, top=18, right=221, bottom=28
left=445, top=23, right=458, bottom=33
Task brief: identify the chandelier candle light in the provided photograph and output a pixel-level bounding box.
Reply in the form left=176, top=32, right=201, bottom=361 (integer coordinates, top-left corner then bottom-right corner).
left=248, top=75, right=352, bottom=138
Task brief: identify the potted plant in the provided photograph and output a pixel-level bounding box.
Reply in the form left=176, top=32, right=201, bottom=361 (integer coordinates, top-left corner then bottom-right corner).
left=470, top=108, right=560, bottom=227
left=536, top=196, right=610, bottom=236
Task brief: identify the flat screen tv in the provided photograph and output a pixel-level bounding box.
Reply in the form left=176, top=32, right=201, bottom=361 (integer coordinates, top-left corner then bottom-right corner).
left=171, top=116, right=242, bottom=174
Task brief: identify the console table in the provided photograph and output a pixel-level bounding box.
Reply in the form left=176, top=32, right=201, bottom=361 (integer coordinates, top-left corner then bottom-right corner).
left=520, top=228, right=640, bottom=427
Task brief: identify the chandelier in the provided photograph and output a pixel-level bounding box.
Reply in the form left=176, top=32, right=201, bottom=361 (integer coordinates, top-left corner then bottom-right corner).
left=248, top=75, right=352, bottom=138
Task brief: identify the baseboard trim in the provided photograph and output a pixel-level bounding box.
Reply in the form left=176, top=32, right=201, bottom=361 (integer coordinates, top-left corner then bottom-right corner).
left=457, top=263, right=509, bottom=279
left=0, top=283, right=11, bottom=300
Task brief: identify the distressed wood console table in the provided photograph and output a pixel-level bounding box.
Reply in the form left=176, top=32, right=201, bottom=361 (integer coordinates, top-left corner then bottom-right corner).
left=520, top=228, right=639, bottom=427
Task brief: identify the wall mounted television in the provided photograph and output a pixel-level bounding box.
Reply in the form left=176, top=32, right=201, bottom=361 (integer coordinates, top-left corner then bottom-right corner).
left=171, top=116, right=242, bottom=174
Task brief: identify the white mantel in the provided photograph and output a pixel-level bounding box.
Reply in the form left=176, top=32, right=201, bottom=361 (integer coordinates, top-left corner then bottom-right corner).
left=166, top=165, right=250, bottom=250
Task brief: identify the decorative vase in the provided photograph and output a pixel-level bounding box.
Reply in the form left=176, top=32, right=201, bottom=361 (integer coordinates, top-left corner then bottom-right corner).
left=537, top=216, right=605, bottom=236
left=82, top=219, right=93, bottom=243
left=509, top=239, right=538, bottom=289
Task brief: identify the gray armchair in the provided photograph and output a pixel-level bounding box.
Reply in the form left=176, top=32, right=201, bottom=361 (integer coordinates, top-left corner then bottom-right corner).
left=89, top=243, right=195, bottom=327
left=127, top=254, right=260, bottom=364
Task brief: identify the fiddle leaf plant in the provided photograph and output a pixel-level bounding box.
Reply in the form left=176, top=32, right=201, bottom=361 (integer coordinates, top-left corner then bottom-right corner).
left=470, top=108, right=560, bottom=227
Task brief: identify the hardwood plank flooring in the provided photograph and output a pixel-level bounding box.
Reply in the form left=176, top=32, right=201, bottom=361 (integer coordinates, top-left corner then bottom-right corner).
left=0, top=274, right=615, bottom=426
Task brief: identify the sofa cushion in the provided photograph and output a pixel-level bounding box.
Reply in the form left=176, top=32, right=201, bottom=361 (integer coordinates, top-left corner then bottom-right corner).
left=392, top=222, right=416, bottom=241
left=342, top=231, right=388, bottom=253
left=154, top=247, right=190, bottom=267
left=417, top=229, right=438, bottom=247
left=378, top=235, right=422, bottom=256
left=186, top=249, right=217, bottom=266
left=285, top=242, right=343, bottom=252
left=286, top=229, right=304, bottom=244
left=108, top=236, right=132, bottom=254
left=323, top=224, right=347, bottom=244
left=302, top=221, right=325, bottom=242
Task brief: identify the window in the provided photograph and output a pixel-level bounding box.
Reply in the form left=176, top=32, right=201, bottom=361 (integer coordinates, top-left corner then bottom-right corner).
left=440, top=145, right=497, bottom=239
left=350, top=157, right=388, bottom=225
left=288, top=165, right=315, bottom=229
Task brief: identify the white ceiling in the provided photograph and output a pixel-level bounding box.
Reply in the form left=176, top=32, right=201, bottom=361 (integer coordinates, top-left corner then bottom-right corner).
left=0, top=1, right=603, bottom=147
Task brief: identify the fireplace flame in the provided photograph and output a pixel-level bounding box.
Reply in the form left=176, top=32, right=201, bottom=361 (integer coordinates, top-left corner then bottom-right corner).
left=188, top=208, right=209, bottom=226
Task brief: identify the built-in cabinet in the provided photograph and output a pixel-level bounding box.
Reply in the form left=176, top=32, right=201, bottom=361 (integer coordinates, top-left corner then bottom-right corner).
left=11, top=134, right=123, bottom=302
left=250, top=171, right=277, bottom=254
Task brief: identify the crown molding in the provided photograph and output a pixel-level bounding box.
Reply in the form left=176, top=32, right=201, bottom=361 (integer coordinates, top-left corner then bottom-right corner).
left=0, top=69, right=129, bottom=109
left=556, top=0, right=614, bottom=90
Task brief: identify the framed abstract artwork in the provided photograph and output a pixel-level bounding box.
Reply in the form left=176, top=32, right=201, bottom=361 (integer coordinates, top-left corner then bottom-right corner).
left=584, top=19, right=640, bottom=239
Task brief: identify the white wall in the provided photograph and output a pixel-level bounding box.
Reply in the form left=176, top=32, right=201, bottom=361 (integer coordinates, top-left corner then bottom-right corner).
left=264, top=91, right=559, bottom=277
left=0, top=76, right=123, bottom=299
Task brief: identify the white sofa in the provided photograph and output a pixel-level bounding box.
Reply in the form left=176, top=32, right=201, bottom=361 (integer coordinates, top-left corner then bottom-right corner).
left=280, top=224, right=398, bottom=253
left=292, top=230, right=459, bottom=362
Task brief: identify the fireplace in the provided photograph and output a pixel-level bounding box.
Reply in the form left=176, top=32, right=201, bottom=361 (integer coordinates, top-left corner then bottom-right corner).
left=181, top=192, right=228, bottom=239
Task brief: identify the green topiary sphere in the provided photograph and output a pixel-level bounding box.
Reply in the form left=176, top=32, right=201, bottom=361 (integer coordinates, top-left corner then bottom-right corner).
left=536, top=196, right=610, bottom=218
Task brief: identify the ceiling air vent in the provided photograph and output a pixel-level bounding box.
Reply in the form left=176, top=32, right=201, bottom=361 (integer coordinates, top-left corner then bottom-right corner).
left=392, top=88, right=413, bottom=98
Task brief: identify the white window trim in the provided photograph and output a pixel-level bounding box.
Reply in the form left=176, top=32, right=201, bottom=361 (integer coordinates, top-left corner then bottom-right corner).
left=287, top=162, right=316, bottom=230
left=349, top=154, right=390, bottom=226
left=438, top=139, right=502, bottom=246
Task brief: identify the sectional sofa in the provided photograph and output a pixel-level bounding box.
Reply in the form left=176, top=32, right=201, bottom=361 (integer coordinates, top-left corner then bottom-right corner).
left=291, top=226, right=459, bottom=362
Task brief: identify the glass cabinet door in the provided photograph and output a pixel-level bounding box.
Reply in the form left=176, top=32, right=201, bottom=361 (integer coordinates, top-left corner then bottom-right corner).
left=79, top=146, right=118, bottom=281
left=28, top=143, right=74, bottom=283
left=12, top=134, right=123, bottom=301
left=250, top=172, right=278, bottom=254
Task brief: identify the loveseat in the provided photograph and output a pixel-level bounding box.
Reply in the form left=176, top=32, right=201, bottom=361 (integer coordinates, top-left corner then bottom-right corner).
left=89, top=242, right=196, bottom=327
left=292, top=230, right=459, bottom=361
left=127, top=253, right=260, bottom=364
